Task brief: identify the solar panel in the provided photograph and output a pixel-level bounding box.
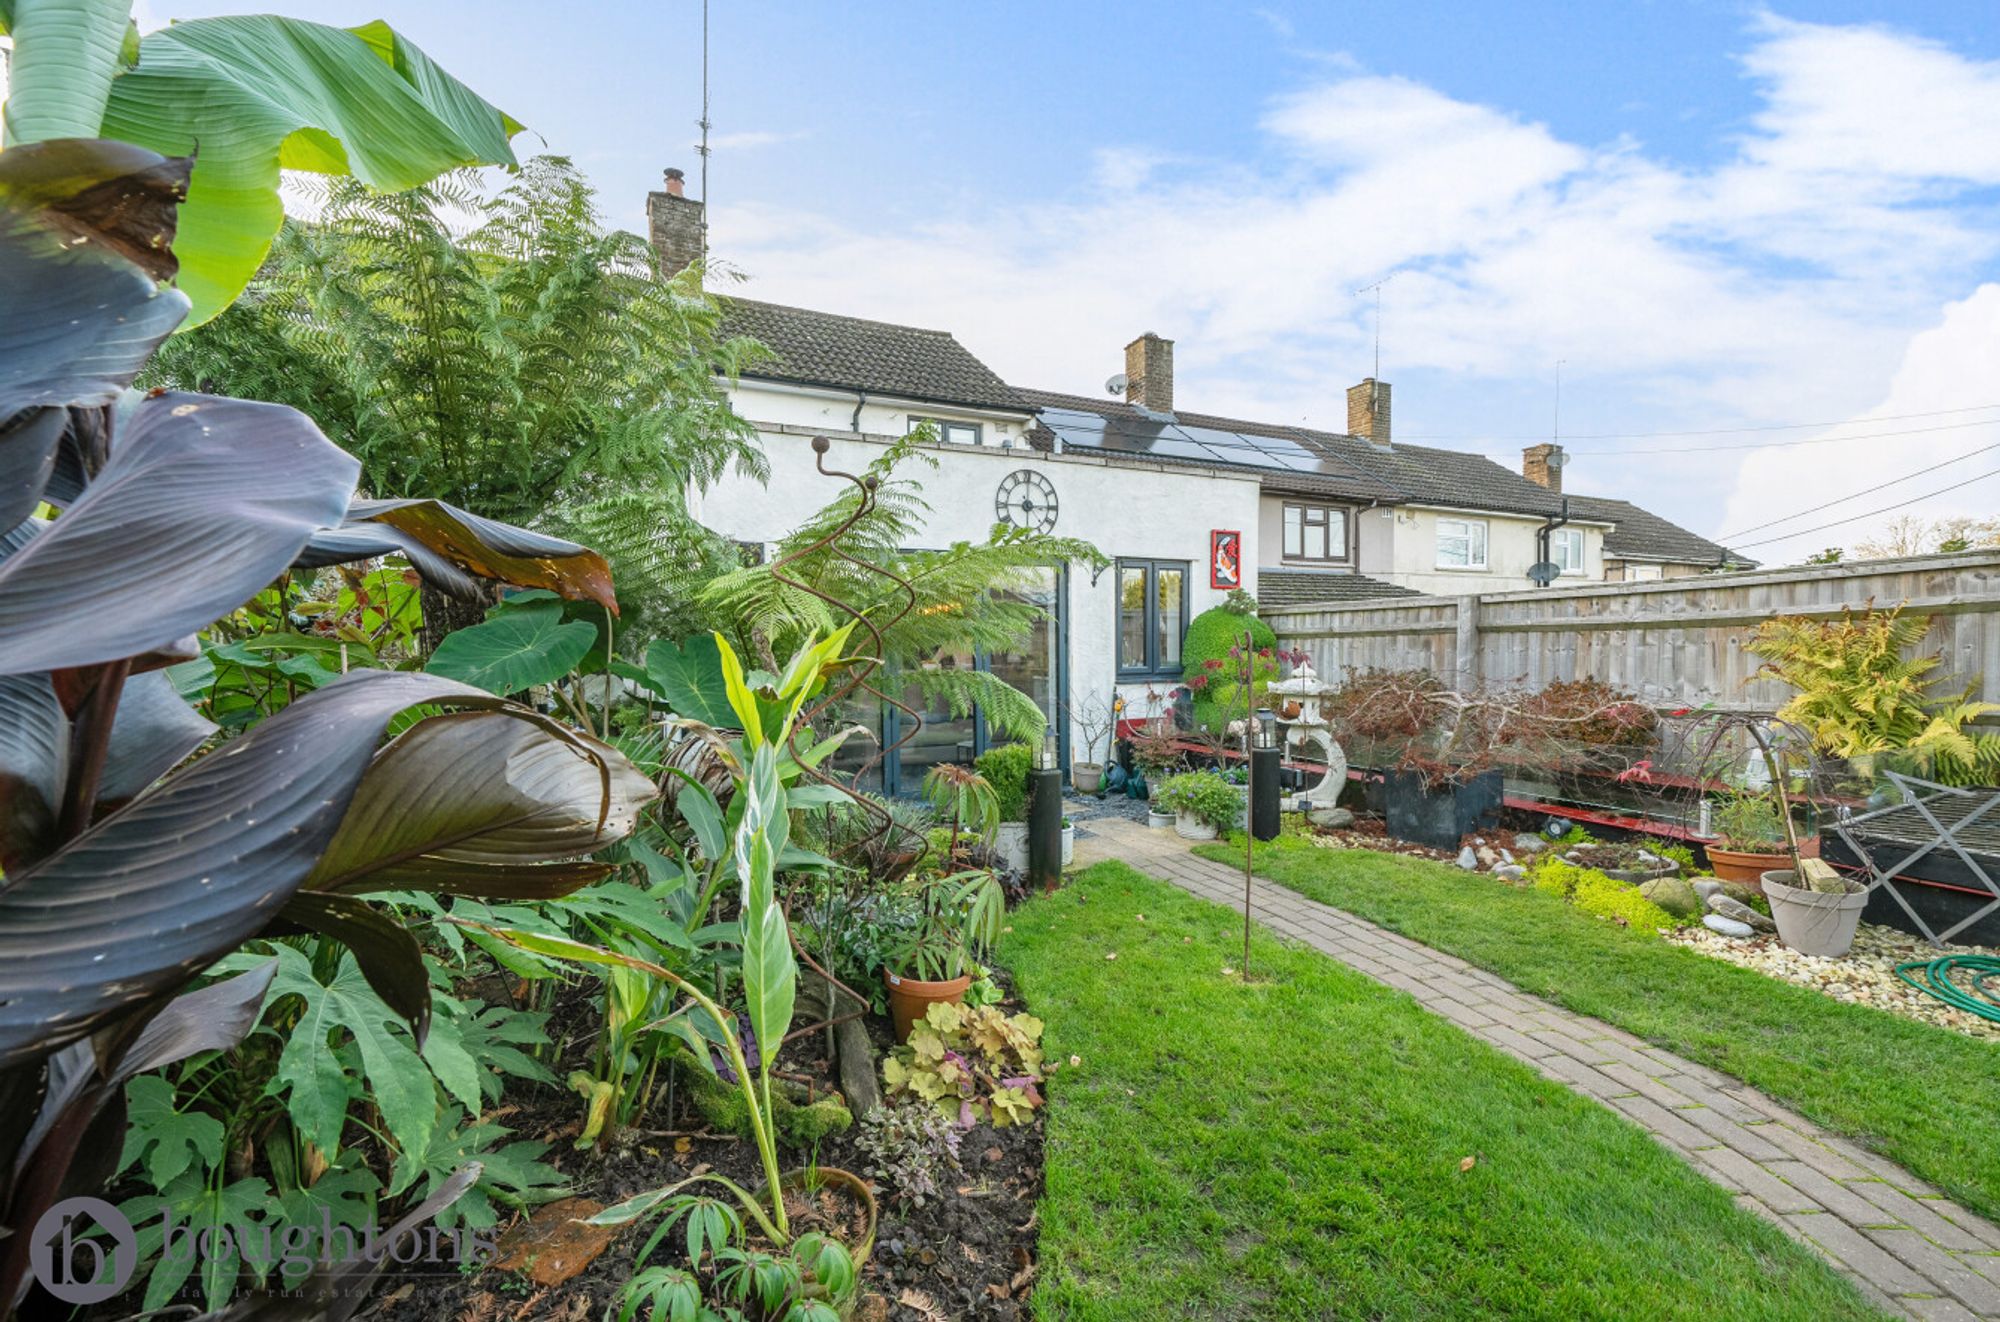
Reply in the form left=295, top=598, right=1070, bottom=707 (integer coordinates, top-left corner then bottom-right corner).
left=1037, top=407, right=1380, bottom=487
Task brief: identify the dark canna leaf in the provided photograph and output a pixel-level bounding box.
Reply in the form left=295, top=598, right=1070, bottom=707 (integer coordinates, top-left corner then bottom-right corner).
left=277, top=891, right=430, bottom=1045
left=295, top=497, right=615, bottom=612
left=0, top=407, right=64, bottom=533
left=0, top=669, right=500, bottom=1069
left=0, top=673, right=64, bottom=872
left=305, top=709, right=656, bottom=896
left=0, top=139, right=192, bottom=420
left=0, top=392, right=359, bottom=675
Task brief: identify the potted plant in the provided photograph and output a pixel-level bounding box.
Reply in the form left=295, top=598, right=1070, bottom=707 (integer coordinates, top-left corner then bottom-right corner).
left=1705, top=787, right=1800, bottom=889
left=1063, top=692, right=1117, bottom=794
left=1153, top=770, right=1240, bottom=841
left=974, top=741, right=1034, bottom=873
left=1061, top=814, right=1075, bottom=866
left=881, top=866, right=1007, bottom=1041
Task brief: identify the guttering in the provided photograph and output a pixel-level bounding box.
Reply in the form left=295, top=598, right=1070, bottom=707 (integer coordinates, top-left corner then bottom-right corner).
left=730, top=374, right=1033, bottom=423
left=1534, top=496, right=1572, bottom=585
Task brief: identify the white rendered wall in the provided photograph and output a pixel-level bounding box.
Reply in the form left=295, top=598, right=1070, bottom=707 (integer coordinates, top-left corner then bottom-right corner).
left=1374, top=505, right=1606, bottom=597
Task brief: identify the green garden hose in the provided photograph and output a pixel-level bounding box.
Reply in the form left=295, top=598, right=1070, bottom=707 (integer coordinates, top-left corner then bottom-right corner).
left=1895, top=956, right=2000, bottom=1023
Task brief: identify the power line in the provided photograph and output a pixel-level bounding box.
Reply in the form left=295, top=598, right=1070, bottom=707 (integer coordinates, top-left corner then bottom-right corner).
left=1401, top=401, right=2000, bottom=444
left=1728, top=465, right=2000, bottom=551
left=1564, top=416, right=2000, bottom=457
left=1716, top=439, right=2000, bottom=541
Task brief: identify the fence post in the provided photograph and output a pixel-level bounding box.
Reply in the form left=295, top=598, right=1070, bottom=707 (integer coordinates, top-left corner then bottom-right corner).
left=1454, top=595, right=1482, bottom=692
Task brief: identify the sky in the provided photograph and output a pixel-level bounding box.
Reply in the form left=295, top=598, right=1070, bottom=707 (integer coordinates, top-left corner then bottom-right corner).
left=110, top=2, right=2000, bottom=562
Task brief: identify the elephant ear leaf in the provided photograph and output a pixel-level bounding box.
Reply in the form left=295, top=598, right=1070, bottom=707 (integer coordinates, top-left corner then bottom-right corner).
left=0, top=138, right=192, bottom=423
left=0, top=669, right=500, bottom=1069
left=643, top=635, right=733, bottom=727
left=306, top=710, right=656, bottom=899
left=425, top=600, right=597, bottom=695
left=93, top=14, right=521, bottom=325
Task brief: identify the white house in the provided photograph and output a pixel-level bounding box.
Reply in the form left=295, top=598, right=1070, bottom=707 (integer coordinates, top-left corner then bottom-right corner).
left=644, top=171, right=1750, bottom=788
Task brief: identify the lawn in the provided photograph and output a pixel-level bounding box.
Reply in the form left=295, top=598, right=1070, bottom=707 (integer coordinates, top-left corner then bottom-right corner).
left=1001, top=861, right=1876, bottom=1321
left=1195, top=833, right=2000, bottom=1224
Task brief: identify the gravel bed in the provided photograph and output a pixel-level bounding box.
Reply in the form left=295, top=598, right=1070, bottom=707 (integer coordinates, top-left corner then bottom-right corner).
left=1064, top=789, right=1154, bottom=825
left=1665, top=921, right=2000, bottom=1040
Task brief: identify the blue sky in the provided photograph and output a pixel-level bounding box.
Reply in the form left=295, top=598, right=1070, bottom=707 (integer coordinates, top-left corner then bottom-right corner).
left=141, top=2, right=2000, bottom=561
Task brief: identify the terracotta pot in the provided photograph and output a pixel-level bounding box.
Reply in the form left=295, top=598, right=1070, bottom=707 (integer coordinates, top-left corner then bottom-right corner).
left=1763, top=869, right=1868, bottom=958
left=883, top=968, right=970, bottom=1042
left=1707, top=839, right=1818, bottom=890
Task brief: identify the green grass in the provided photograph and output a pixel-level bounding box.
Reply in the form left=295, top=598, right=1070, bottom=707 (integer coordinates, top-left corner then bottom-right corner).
left=1195, top=833, right=2000, bottom=1223
left=1003, top=862, right=1876, bottom=1321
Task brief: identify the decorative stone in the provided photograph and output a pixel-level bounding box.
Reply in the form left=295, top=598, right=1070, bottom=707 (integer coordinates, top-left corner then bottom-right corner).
left=1307, top=806, right=1354, bottom=829
left=1513, top=834, right=1547, bottom=854
left=1719, top=881, right=1763, bottom=907
left=1494, top=864, right=1528, bottom=883
left=1703, top=913, right=1756, bottom=939
left=493, top=1197, right=622, bottom=1286
left=1456, top=846, right=1478, bottom=871
left=1639, top=876, right=1701, bottom=919
left=1499, top=848, right=1514, bottom=864
left=1476, top=847, right=1499, bottom=868
left=1707, top=894, right=1775, bottom=932
left=1691, top=879, right=1722, bottom=904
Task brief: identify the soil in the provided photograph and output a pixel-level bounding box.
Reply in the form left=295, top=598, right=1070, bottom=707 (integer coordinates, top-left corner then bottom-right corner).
left=374, top=976, right=1044, bottom=1322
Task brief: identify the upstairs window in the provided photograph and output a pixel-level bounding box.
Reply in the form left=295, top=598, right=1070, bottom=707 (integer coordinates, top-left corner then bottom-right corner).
left=1629, top=564, right=1664, bottom=582
left=1436, top=517, right=1488, bottom=569
left=909, top=416, right=982, bottom=446
left=1552, top=528, right=1584, bottom=575
left=1116, top=559, right=1188, bottom=678
left=1283, top=503, right=1348, bottom=561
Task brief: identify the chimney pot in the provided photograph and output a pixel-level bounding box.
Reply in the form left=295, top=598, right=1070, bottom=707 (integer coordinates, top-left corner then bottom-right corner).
left=1123, top=332, right=1175, bottom=413
left=663, top=167, right=685, bottom=198
left=1347, top=379, right=1391, bottom=449
left=1523, top=442, right=1565, bottom=493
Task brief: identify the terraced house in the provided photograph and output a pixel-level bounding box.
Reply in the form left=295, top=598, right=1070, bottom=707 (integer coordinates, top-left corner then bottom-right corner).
left=647, top=172, right=1751, bottom=785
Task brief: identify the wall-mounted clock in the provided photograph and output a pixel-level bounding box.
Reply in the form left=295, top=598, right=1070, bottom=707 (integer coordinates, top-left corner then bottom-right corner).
left=996, top=469, right=1059, bottom=533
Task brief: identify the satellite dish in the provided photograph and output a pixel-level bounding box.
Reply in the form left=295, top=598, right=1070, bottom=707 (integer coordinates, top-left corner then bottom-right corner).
left=1105, top=373, right=1129, bottom=397
left=1547, top=448, right=1568, bottom=470
left=1527, top=561, right=1560, bottom=586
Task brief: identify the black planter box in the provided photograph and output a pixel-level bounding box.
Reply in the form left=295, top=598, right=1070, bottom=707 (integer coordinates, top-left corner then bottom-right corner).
left=1384, top=769, right=1504, bottom=851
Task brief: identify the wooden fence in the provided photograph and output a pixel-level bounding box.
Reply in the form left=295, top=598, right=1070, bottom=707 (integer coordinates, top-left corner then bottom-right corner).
left=1262, top=550, right=2000, bottom=712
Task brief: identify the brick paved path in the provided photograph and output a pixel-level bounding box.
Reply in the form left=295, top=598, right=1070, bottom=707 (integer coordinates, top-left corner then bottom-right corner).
left=1074, top=816, right=2000, bottom=1319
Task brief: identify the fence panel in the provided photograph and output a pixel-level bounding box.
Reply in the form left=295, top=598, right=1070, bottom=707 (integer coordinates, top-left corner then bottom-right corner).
left=1263, top=551, right=2000, bottom=711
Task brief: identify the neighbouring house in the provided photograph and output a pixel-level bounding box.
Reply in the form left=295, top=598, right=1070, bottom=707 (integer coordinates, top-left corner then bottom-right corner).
left=646, top=170, right=1749, bottom=787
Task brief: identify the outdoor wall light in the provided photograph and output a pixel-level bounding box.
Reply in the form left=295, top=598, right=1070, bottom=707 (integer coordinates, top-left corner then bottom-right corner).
left=1253, top=708, right=1278, bottom=750
left=1038, top=723, right=1059, bottom=771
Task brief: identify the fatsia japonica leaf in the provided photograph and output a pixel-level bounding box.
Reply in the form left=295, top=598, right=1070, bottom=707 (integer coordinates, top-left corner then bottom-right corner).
left=305, top=709, right=657, bottom=897
left=0, top=138, right=190, bottom=424
left=277, top=890, right=430, bottom=1045
left=90, top=14, right=521, bottom=326
left=296, top=497, right=616, bottom=613
left=0, top=391, right=359, bottom=675
left=425, top=599, right=598, bottom=696
left=0, top=669, right=500, bottom=1068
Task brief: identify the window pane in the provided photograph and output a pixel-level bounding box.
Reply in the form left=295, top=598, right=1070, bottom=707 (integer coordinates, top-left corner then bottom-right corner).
left=1328, top=510, right=1347, bottom=556
left=1156, top=568, right=1184, bottom=670
left=1437, top=520, right=1468, bottom=566
left=1308, top=519, right=1328, bottom=559
left=1471, top=522, right=1487, bottom=563
left=945, top=423, right=978, bottom=445
left=1283, top=506, right=1301, bottom=557
left=1119, top=567, right=1147, bottom=670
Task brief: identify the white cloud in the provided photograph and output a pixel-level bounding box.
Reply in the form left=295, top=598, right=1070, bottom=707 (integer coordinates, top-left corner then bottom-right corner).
left=706, top=129, right=806, bottom=152
left=709, top=14, right=2000, bottom=560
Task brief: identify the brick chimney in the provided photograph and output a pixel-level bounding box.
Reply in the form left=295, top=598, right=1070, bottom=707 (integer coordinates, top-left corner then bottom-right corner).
left=647, top=167, right=705, bottom=277
left=1347, top=378, right=1391, bottom=449
left=1523, top=442, right=1565, bottom=493
left=1124, top=332, right=1174, bottom=413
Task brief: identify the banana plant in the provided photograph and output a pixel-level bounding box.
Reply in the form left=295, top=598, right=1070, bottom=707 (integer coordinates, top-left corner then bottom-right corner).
left=0, top=136, right=654, bottom=1318
left=0, top=0, right=523, bottom=325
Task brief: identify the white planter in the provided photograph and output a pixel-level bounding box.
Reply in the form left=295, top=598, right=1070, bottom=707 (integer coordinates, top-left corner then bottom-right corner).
left=993, top=822, right=1029, bottom=873
left=1147, top=808, right=1175, bottom=830
left=1174, top=811, right=1218, bottom=841
left=1072, top=762, right=1104, bottom=794
left=1061, top=822, right=1074, bottom=867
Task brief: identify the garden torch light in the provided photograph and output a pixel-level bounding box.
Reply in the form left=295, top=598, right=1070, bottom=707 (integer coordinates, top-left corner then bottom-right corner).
left=1029, top=723, right=1064, bottom=893
left=1250, top=707, right=1280, bottom=842
left=1038, top=723, right=1059, bottom=771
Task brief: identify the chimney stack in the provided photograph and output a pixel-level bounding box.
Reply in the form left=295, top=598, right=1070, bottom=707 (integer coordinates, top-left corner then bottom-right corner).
left=1347, top=378, right=1391, bottom=449
left=1522, top=442, right=1565, bottom=492
left=647, top=167, right=705, bottom=277
left=1124, top=332, right=1174, bottom=413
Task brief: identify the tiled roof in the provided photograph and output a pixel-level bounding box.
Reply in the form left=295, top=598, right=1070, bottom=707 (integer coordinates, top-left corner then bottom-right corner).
left=719, top=298, right=1028, bottom=413
left=1566, top=495, right=1759, bottom=568
left=1255, top=570, right=1423, bottom=609
left=1309, top=434, right=1572, bottom=518
left=1014, top=388, right=1404, bottom=503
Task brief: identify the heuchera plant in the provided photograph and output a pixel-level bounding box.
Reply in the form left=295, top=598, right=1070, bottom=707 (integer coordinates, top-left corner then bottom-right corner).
left=883, top=1001, right=1046, bottom=1129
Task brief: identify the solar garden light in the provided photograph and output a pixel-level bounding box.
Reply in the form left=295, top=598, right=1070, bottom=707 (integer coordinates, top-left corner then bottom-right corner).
left=1250, top=708, right=1281, bottom=842
left=1029, top=723, right=1064, bottom=892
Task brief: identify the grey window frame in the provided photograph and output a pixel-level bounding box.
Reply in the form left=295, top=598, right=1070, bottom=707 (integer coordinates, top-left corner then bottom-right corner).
left=1115, top=558, right=1190, bottom=680
left=908, top=415, right=983, bottom=446
left=1282, top=502, right=1350, bottom=563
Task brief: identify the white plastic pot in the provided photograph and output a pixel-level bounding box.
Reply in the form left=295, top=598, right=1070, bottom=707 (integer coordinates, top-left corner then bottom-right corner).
left=1061, top=822, right=1074, bottom=866
left=1147, top=808, right=1174, bottom=830
left=993, top=822, right=1029, bottom=873
left=1174, top=811, right=1218, bottom=841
